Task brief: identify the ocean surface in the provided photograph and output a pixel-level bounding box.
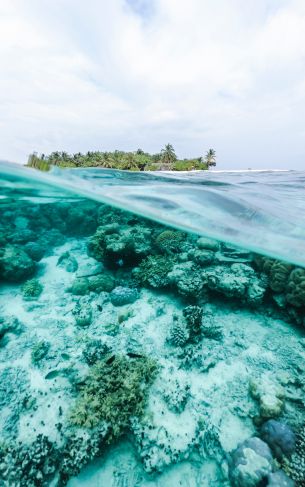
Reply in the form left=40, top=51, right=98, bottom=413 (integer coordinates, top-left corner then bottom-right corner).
left=0, top=161, right=304, bottom=486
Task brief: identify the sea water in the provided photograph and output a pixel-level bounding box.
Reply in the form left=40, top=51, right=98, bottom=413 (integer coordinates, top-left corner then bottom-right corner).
left=0, top=161, right=304, bottom=487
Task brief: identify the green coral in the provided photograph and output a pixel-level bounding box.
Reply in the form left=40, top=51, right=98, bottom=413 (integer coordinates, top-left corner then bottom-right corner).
left=286, top=268, right=305, bottom=307
left=133, top=255, right=175, bottom=289
left=70, top=355, right=158, bottom=439
left=31, top=340, right=50, bottom=365
left=155, top=230, right=185, bottom=254
left=22, top=278, right=43, bottom=299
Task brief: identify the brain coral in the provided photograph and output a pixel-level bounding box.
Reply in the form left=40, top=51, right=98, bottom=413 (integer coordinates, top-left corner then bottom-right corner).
left=286, top=268, right=305, bottom=307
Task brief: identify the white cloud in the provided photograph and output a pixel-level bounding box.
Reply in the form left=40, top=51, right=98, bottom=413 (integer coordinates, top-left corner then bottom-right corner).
left=0, top=0, right=304, bottom=168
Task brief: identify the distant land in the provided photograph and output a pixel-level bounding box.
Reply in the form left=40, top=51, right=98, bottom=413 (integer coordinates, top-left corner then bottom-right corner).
left=26, top=145, right=216, bottom=172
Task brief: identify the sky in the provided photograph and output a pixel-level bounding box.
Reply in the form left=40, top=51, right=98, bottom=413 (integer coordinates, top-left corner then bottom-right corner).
left=0, top=0, right=305, bottom=169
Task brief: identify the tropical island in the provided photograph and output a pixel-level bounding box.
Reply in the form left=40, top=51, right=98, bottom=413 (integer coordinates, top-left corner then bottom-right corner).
left=26, top=145, right=216, bottom=171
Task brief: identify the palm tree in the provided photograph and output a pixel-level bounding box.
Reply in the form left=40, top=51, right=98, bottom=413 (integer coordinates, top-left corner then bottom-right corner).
left=205, top=149, right=216, bottom=169
left=161, top=144, right=177, bottom=166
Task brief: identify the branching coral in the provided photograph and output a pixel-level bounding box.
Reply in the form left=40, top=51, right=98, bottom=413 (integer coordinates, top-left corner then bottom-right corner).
left=70, top=355, right=158, bottom=439
left=59, top=428, right=108, bottom=485
left=22, top=278, right=43, bottom=300
left=283, top=424, right=305, bottom=485
left=0, top=434, right=58, bottom=486
left=168, top=319, right=189, bottom=347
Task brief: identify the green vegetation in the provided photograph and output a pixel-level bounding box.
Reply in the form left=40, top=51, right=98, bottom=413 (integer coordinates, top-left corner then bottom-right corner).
left=26, top=145, right=216, bottom=172
left=69, top=355, right=158, bottom=439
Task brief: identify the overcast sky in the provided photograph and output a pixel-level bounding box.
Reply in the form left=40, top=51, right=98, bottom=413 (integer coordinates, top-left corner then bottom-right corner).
left=1, top=0, right=304, bottom=168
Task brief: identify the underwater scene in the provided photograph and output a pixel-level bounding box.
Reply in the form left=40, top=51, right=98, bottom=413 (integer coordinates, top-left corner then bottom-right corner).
left=1, top=163, right=305, bottom=487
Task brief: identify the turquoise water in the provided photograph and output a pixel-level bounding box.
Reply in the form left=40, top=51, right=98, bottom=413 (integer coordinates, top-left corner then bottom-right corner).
left=0, top=162, right=304, bottom=486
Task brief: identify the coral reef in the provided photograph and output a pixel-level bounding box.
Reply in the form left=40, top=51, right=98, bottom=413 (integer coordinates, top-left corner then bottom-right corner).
left=205, top=263, right=267, bottom=305
left=88, top=223, right=152, bottom=268
left=70, top=355, right=158, bottom=437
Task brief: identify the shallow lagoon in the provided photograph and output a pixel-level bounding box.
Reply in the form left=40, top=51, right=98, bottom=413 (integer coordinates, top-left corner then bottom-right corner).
left=0, top=165, right=305, bottom=486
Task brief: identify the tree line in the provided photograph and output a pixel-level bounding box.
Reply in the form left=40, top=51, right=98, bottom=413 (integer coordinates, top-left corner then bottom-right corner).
left=26, top=145, right=216, bottom=172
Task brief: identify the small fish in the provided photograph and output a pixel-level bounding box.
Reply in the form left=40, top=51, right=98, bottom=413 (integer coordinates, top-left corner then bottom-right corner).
left=127, top=352, right=144, bottom=359
left=116, top=258, right=124, bottom=267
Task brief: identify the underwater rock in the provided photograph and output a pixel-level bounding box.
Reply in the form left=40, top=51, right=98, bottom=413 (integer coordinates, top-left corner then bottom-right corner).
left=261, top=420, right=296, bottom=460
left=0, top=316, right=22, bottom=346
left=229, top=437, right=273, bottom=487
left=188, top=248, right=215, bottom=266
left=133, top=254, right=175, bottom=289
left=72, top=301, right=93, bottom=327
left=267, top=470, right=295, bottom=487
left=22, top=278, right=43, bottom=300
left=161, top=376, right=190, bottom=413
left=0, top=434, right=58, bottom=486
left=197, top=236, right=220, bottom=251
left=0, top=245, right=36, bottom=282
left=250, top=375, right=285, bottom=421
left=110, top=286, right=139, bottom=306
left=57, top=251, right=78, bottom=272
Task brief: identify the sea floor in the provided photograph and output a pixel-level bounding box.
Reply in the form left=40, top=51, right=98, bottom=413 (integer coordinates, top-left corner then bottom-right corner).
left=1, top=236, right=304, bottom=486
